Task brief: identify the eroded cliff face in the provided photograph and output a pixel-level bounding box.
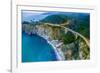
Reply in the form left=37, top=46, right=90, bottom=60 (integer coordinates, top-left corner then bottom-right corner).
left=22, top=22, right=90, bottom=60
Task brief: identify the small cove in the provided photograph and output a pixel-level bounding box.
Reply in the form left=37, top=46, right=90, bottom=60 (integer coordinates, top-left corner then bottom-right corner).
left=22, top=32, right=58, bottom=62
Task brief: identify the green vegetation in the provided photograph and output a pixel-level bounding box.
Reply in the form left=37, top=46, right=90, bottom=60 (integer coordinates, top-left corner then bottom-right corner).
left=22, top=13, right=90, bottom=60
left=61, top=31, right=76, bottom=44
left=41, top=14, right=68, bottom=24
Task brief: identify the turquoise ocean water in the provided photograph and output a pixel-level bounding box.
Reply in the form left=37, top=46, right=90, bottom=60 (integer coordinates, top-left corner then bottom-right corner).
left=22, top=32, right=58, bottom=62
